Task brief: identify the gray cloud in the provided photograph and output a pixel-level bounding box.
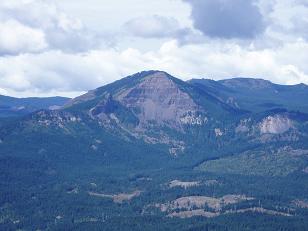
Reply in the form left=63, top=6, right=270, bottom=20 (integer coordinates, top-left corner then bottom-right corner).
left=184, top=0, right=266, bottom=39
left=0, top=19, right=48, bottom=55
left=123, top=14, right=195, bottom=42
left=122, top=14, right=205, bottom=45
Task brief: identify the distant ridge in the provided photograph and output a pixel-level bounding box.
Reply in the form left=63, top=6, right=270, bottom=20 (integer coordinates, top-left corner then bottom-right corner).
left=0, top=95, right=70, bottom=117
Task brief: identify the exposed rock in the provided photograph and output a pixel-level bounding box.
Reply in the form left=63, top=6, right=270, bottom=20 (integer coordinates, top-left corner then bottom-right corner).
left=226, top=97, right=239, bottom=109
left=277, top=146, right=308, bottom=156
left=74, top=217, right=99, bottom=223
left=167, top=206, right=291, bottom=219
left=158, top=195, right=254, bottom=213
left=215, top=128, right=223, bottom=137
left=168, top=209, right=218, bottom=218
left=67, top=187, right=79, bottom=194
left=91, top=145, right=98, bottom=151
left=13, top=219, right=20, bottom=224
left=95, top=139, right=102, bottom=144
left=293, top=199, right=308, bottom=208
left=116, top=72, right=202, bottom=127
left=34, top=110, right=81, bottom=128
left=235, top=119, right=251, bottom=133
left=221, top=78, right=272, bottom=90
left=180, top=112, right=207, bottom=125
left=168, top=180, right=201, bottom=189
left=259, top=115, right=293, bottom=134
left=88, top=190, right=142, bottom=203
left=86, top=77, right=193, bottom=155
left=169, top=145, right=185, bottom=156
left=136, top=177, right=152, bottom=181
left=49, top=105, right=62, bottom=110
left=13, top=106, right=25, bottom=110
left=55, top=215, right=63, bottom=220
left=204, top=180, right=220, bottom=186
left=90, top=183, right=97, bottom=187
left=226, top=207, right=292, bottom=217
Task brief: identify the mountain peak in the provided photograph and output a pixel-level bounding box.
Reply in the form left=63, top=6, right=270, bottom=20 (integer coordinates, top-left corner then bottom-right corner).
left=139, top=70, right=170, bottom=80
left=219, top=78, right=273, bottom=89
left=123, top=70, right=171, bottom=83
left=126, top=70, right=173, bottom=84
left=114, top=71, right=201, bottom=126
left=133, top=70, right=169, bottom=78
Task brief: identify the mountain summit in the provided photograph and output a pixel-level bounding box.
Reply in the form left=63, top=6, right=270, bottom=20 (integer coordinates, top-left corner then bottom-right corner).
left=69, top=71, right=207, bottom=128
left=67, top=70, right=238, bottom=126
left=112, top=71, right=201, bottom=126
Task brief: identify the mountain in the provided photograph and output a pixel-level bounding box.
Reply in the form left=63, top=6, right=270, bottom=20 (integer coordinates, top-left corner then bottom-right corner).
left=0, top=95, right=70, bottom=118
left=189, top=78, right=308, bottom=113
left=62, top=71, right=245, bottom=155
left=0, top=71, right=307, bottom=230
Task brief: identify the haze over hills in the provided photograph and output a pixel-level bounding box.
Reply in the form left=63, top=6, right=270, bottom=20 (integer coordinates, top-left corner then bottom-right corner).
left=0, top=71, right=308, bottom=230
left=0, top=95, right=70, bottom=118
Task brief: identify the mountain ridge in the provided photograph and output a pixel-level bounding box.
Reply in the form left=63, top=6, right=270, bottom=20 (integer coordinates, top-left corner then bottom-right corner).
left=2, top=70, right=308, bottom=157
left=0, top=94, right=70, bottom=118
left=64, top=71, right=308, bottom=116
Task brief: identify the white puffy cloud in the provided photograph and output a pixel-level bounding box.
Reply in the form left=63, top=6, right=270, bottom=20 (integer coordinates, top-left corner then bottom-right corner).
left=263, top=0, right=308, bottom=42
left=0, top=0, right=99, bottom=55
left=0, top=19, right=47, bottom=55
left=0, top=39, right=307, bottom=97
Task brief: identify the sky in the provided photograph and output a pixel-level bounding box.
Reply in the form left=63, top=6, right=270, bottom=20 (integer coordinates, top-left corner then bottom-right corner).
left=0, top=0, right=307, bottom=97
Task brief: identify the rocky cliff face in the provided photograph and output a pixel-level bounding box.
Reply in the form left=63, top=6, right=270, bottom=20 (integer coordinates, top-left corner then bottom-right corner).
left=87, top=71, right=207, bottom=131
left=75, top=71, right=210, bottom=154
left=115, top=72, right=203, bottom=127
left=259, top=115, right=293, bottom=134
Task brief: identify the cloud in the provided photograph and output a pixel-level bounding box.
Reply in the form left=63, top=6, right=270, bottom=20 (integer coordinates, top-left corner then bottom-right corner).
left=263, top=0, right=308, bottom=41
left=123, top=15, right=187, bottom=38
left=0, top=19, right=47, bottom=55
left=122, top=14, right=208, bottom=46
left=0, top=0, right=307, bottom=98
left=0, top=39, right=307, bottom=97
left=0, top=0, right=99, bottom=55
left=184, top=0, right=266, bottom=39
